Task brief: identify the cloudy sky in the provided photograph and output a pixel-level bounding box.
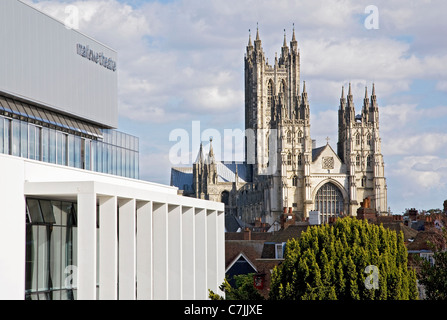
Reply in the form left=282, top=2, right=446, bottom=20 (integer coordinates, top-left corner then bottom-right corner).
left=24, top=0, right=447, bottom=214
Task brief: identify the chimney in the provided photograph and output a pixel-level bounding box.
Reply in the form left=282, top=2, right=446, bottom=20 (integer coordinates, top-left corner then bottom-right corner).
left=408, top=208, right=418, bottom=221
left=243, top=228, right=251, bottom=241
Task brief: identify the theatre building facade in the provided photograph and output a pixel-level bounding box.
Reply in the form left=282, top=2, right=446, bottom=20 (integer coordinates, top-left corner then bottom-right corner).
left=0, top=0, right=224, bottom=300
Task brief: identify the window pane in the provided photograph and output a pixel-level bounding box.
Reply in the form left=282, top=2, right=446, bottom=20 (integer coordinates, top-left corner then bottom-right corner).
left=21, top=121, right=28, bottom=158
left=74, top=136, right=81, bottom=168
left=56, top=132, right=63, bottom=165
left=42, top=128, right=49, bottom=162
left=40, top=200, right=56, bottom=224
left=29, top=125, right=36, bottom=160
left=25, top=224, right=37, bottom=292
left=68, top=135, right=74, bottom=167
left=0, top=117, right=4, bottom=154
left=37, top=226, right=49, bottom=291
left=12, top=119, right=20, bottom=157
left=50, top=226, right=62, bottom=290
left=4, top=119, right=10, bottom=155
left=36, top=127, right=41, bottom=161
left=85, top=139, right=91, bottom=170
left=49, top=129, right=56, bottom=164
left=52, top=201, right=62, bottom=225
left=27, top=199, right=44, bottom=223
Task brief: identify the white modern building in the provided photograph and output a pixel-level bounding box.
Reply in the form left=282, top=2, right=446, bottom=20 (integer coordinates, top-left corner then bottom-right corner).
left=0, top=0, right=225, bottom=300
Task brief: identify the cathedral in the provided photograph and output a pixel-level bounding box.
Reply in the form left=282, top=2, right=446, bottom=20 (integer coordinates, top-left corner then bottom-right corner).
left=171, top=27, right=388, bottom=226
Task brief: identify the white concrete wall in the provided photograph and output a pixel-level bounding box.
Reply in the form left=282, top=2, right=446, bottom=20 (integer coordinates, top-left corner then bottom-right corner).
left=0, top=153, right=225, bottom=300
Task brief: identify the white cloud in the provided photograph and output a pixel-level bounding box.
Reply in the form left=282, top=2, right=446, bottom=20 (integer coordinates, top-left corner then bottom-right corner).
left=22, top=0, right=447, bottom=213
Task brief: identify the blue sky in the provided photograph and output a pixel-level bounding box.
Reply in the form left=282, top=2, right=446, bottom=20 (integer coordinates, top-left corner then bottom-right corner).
left=24, top=0, right=447, bottom=214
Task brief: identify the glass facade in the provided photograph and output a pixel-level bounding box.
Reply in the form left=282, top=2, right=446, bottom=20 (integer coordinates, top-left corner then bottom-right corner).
left=25, top=198, right=78, bottom=300
left=0, top=115, right=139, bottom=179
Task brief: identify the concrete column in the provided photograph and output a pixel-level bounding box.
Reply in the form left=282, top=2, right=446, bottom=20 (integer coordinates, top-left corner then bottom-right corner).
left=194, top=208, right=206, bottom=299
left=77, top=192, right=97, bottom=300
left=206, top=210, right=218, bottom=294
left=181, top=206, right=195, bottom=300
left=118, top=198, right=136, bottom=300
left=152, top=202, right=167, bottom=299
left=168, top=204, right=182, bottom=299
left=217, top=210, right=225, bottom=297
left=98, top=195, right=117, bottom=300
left=136, top=201, right=152, bottom=300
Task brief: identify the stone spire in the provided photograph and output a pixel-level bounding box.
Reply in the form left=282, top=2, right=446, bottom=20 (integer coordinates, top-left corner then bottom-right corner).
left=195, top=142, right=204, bottom=164
left=254, top=23, right=262, bottom=51
left=340, top=86, right=346, bottom=110
left=208, top=138, right=215, bottom=160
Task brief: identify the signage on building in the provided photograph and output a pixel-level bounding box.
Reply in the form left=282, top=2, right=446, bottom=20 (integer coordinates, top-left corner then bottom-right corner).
left=76, top=44, right=117, bottom=72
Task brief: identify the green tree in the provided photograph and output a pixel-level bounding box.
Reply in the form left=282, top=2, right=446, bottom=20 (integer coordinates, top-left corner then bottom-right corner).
left=417, top=228, right=447, bottom=300
left=270, top=217, right=418, bottom=300
left=209, top=274, right=265, bottom=300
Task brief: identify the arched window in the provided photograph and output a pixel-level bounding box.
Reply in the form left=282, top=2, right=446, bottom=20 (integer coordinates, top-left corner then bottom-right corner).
left=298, top=153, right=302, bottom=166
left=355, top=133, right=361, bottom=146
left=367, top=133, right=372, bottom=146
left=267, top=80, right=274, bottom=110
left=298, top=130, right=303, bottom=144
left=356, top=154, right=361, bottom=167
left=287, top=131, right=291, bottom=144
left=366, top=155, right=372, bottom=168
left=314, top=182, right=344, bottom=223
left=292, top=175, right=298, bottom=187
left=287, top=153, right=292, bottom=166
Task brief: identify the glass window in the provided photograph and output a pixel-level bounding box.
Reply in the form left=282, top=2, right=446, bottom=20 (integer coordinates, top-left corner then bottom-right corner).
left=68, top=135, right=74, bottom=167
left=56, top=132, right=63, bottom=165
left=116, top=147, right=122, bottom=176
left=36, top=127, right=41, bottom=161
left=42, top=128, right=49, bottom=163
left=37, top=225, right=49, bottom=292
left=4, top=119, right=10, bottom=155
left=12, top=119, right=20, bottom=157
left=74, top=136, right=81, bottom=168
left=29, top=125, right=36, bottom=160
left=0, top=117, right=3, bottom=154
left=49, top=129, right=56, bottom=164
left=40, top=200, right=56, bottom=224
left=26, top=199, right=78, bottom=300
left=27, top=199, right=44, bottom=224
left=21, top=122, right=28, bottom=158
left=84, top=139, right=91, bottom=170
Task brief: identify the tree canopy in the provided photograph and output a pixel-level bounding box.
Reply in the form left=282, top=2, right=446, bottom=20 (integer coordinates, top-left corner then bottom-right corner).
left=269, top=217, right=418, bottom=300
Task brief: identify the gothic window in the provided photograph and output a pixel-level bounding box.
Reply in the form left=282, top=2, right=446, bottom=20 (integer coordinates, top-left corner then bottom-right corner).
left=367, top=155, right=372, bottom=168
left=298, top=153, right=302, bottom=166
left=355, top=133, right=361, bottom=146
left=298, top=130, right=303, bottom=144
left=280, top=80, right=286, bottom=93
left=314, top=182, right=344, bottom=223
left=287, top=131, right=291, bottom=144
left=356, top=154, right=361, bottom=167
left=267, top=80, right=274, bottom=110
left=292, top=175, right=298, bottom=187
left=287, top=153, right=292, bottom=166
left=367, top=133, right=372, bottom=146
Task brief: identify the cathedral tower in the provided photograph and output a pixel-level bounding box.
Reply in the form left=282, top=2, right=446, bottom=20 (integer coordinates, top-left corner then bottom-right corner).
left=244, top=26, right=312, bottom=222
left=337, top=83, right=388, bottom=215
